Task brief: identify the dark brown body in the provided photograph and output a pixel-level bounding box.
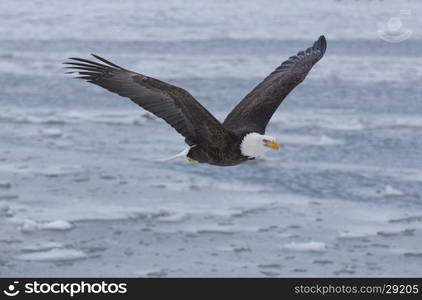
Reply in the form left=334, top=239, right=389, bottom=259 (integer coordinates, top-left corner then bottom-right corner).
left=187, top=141, right=251, bottom=166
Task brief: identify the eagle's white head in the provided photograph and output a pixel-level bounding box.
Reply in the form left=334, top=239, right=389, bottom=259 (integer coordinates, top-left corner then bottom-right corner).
left=240, top=132, right=280, bottom=158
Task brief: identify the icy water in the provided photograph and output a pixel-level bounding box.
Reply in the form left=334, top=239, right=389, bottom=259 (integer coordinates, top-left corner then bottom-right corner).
left=1, top=0, right=422, bottom=277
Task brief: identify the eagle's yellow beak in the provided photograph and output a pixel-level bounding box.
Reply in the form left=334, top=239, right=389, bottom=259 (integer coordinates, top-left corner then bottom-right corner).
left=264, top=140, right=280, bottom=151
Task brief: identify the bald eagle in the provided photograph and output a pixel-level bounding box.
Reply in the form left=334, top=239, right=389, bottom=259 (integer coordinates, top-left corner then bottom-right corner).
left=65, top=35, right=326, bottom=166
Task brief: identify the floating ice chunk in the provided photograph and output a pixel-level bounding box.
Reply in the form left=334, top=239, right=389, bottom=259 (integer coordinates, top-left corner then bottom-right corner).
left=40, top=220, right=74, bottom=231
left=15, top=249, right=86, bottom=261
left=378, top=185, right=404, bottom=198
left=38, top=128, right=63, bottom=138
left=32, top=165, right=81, bottom=178
left=338, top=231, right=368, bottom=240
left=156, top=212, right=188, bottom=223
left=21, top=242, right=63, bottom=252
left=20, top=219, right=39, bottom=233
left=283, top=241, right=326, bottom=252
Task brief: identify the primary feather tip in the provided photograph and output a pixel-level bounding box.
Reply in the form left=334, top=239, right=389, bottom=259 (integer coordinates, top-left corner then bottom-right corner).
left=316, top=35, right=327, bottom=55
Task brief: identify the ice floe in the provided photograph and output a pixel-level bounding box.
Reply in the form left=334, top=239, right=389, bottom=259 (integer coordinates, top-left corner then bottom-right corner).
left=378, top=185, right=404, bottom=198
left=15, top=249, right=86, bottom=261
left=21, top=242, right=63, bottom=253
left=20, top=219, right=39, bottom=233
left=282, top=241, right=327, bottom=252
left=38, top=128, right=63, bottom=138
left=40, top=220, right=74, bottom=231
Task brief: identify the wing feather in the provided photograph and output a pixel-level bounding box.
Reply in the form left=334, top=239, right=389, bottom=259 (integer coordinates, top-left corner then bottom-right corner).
left=223, top=35, right=327, bottom=134
left=65, top=55, right=233, bottom=146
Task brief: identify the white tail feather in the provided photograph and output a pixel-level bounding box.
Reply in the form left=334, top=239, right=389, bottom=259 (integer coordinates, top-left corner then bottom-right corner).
left=158, top=147, right=190, bottom=162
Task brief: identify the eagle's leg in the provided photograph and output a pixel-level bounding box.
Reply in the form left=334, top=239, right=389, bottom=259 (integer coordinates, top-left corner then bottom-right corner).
left=187, top=157, right=197, bottom=163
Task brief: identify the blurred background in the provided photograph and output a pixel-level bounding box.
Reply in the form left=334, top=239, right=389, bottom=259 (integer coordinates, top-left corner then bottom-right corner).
left=1, top=0, right=422, bottom=277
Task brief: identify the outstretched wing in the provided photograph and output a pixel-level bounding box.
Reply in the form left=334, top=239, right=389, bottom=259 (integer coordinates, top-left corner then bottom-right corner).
left=65, top=54, right=233, bottom=146
left=223, top=35, right=327, bottom=134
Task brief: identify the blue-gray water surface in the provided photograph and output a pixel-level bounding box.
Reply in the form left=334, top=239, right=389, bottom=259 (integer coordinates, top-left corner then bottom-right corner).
left=1, top=0, right=422, bottom=277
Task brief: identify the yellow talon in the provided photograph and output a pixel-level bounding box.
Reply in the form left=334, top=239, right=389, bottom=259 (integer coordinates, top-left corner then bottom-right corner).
left=187, top=157, right=197, bottom=163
